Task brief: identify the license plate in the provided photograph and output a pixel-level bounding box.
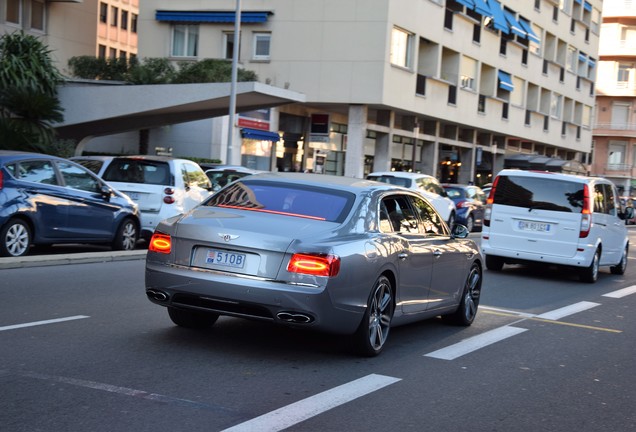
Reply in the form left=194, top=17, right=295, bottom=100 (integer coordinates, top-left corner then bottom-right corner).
left=206, top=249, right=246, bottom=268
left=518, top=220, right=551, bottom=232
left=127, top=192, right=140, bottom=201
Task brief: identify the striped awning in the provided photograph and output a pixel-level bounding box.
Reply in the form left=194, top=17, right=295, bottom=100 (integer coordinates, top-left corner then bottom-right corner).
left=155, top=10, right=272, bottom=23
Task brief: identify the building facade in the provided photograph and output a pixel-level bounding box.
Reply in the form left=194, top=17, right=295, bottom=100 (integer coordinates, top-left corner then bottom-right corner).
left=134, top=0, right=600, bottom=183
left=592, top=0, right=636, bottom=197
left=1, top=0, right=139, bottom=75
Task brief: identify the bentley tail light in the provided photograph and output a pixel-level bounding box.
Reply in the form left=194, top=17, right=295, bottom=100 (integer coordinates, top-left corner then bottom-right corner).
left=287, top=253, right=340, bottom=277
left=149, top=232, right=171, bottom=254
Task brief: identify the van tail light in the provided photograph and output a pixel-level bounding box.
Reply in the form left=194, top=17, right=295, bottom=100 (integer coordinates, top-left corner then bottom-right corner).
left=149, top=232, right=172, bottom=254
left=163, top=187, right=175, bottom=204
left=580, top=184, right=591, bottom=238
left=287, top=253, right=340, bottom=277
left=483, top=176, right=500, bottom=227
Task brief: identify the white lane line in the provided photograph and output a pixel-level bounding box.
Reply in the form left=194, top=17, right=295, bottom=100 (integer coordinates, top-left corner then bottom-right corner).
left=0, top=315, right=89, bottom=332
left=221, top=374, right=401, bottom=432
left=535, top=301, right=600, bottom=321
left=603, top=285, right=636, bottom=299
left=479, top=306, right=536, bottom=318
left=425, top=326, right=528, bottom=361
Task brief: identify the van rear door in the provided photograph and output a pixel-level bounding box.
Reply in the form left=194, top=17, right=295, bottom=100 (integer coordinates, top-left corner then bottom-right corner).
left=488, top=175, right=584, bottom=258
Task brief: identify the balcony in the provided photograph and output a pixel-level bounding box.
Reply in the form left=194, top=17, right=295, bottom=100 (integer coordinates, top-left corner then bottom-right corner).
left=594, top=122, right=636, bottom=138
left=604, top=163, right=635, bottom=178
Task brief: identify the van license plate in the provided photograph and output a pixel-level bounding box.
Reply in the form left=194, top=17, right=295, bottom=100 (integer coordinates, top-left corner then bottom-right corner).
left=518, top=220, right=551, bottom=232
left=206, top=250, right=246, bottom=268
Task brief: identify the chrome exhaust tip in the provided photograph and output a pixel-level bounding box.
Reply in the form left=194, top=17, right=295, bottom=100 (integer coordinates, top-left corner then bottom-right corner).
left=146, top=289, right=169, bottom=302
left=276, top=311, right=314, bottom=324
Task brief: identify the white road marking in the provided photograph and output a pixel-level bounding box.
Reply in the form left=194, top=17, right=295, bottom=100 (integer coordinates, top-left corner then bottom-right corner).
left=0, top=315, right=89, bottom=331
left=535, top=301, right=600, bottom=321
left=479, top=306, right=536, bottom=318
left=425, top=326, right=528, bottom=360
left=221, top=374, right=401, bottom=432
left=603, top=285, right=636, bottom=299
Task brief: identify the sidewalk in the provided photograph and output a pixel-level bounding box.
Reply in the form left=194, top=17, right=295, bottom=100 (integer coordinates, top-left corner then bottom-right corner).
left=0, top=249, right=148, bottom=270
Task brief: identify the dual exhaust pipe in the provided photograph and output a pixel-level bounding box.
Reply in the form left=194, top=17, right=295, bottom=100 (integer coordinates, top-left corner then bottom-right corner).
left=146, top=290, right=313, bottom=325
left=276, top=311, right=314, bottom=324
left=146, top=289, right=169, bottom=302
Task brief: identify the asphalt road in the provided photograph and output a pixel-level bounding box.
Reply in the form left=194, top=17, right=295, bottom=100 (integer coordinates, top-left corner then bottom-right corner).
left=1, top=232, right=635, bottom=431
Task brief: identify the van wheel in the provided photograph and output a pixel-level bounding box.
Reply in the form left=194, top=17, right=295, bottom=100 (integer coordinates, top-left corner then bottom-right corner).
left=485, top=255, right=504, bottom=271
left=610, top=245, right=628, bottom=275
left=580, top=249, right=600, bottom=283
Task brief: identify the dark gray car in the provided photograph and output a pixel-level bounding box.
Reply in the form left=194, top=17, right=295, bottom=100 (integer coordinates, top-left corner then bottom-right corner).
left=145, top=173, right=483, bottom=356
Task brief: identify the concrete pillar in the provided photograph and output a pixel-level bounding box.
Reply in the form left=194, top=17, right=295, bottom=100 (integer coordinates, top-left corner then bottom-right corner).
left=345, top=104, right=367, bottom=178
left=458, top=147, right=474, bottom=184
left=373, top=110, right=393, bottom=172
left=74, top=136, right=94, bottom=156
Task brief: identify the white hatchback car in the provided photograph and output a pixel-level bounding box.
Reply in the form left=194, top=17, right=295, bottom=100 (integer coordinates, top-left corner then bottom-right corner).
left=101, top=156, right=213, bottom=240
left=481, top=169, right=629, bottom=283
left=367, top=171, right=457, bottom=228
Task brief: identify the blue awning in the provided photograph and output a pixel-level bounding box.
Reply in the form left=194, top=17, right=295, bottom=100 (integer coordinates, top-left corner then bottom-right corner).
left=486, top=0, right=509, bottom=33
left=503, top=9, right=526, bottom=38
left=588, top=58, right=596, bottom=67
left=241, top=128, right=280, bottom=142
left=579, top=52, right=587, bottom=62
left=156, top=10, right=272, bottom=23
left=498, top=71, right=514, bottom=91
left=518, top=18, right=540, bottom=44
left=583, top=1, right=592, bottom=12
left=473, top=0, right=492, bottom=17
left=456, top=0, right=475, bottom=8
left=574, top=0, right=582, bottom=4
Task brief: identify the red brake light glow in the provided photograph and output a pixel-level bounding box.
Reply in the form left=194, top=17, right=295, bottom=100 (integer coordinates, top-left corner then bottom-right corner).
left=0, top=170, right=3, bottom=190
left=149, top=233, right=171, bottom=254
left=287, top=253, right=340, bottom=277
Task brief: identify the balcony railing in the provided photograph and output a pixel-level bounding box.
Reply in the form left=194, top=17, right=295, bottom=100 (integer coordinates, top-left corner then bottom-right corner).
left=606, top=163, right=633, bottom=171
left=594, top=122, right=636, bottom=130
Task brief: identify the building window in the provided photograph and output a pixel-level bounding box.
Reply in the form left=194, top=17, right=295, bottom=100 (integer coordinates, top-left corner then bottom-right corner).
left=111, top=6, right=118, bottom=26
left=617, top=63, right=632, bottom=88
left=99, top=2, right=107, bottom=23
left=120, top=50, right=127, bottom=59
left=252, top=32, right=270, bottom=60
left=109, top=47, right=117, bottom=59
left=552, top=5, right=558, bottom=22
left=499, top=38, right=507, bottom=56
left=6, top=0, right=21, bottom=25
left=224, top=32, right=238, bottom=60
left=131, top=14, right=138, bottom=33
left=502, top=102, right=509, bottom=120
left=31, top=0, right=45, bottom=31
left=390, top=27, right=413, bottom=69
left=460, top=56, right=477, bottom=91
left=521, top=49, right=528, bottom=66
left=551, top=93, right=563, bottom=119
left=473, top=23, right=481, bottom=43
left=172, top=24, right=199, bottom=57
left=121, top=10, right=128, bottom=30
left=534, top=0, right=541, bottom=11
left=98, top=44, right=106, bottom=58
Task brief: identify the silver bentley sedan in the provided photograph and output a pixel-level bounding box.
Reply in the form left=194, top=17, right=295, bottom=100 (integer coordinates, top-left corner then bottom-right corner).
left=145, top=172, right=483, bottom=356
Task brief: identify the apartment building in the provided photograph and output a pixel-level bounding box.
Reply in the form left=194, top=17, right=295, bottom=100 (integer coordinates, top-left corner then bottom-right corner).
left=134, top=0, right=600, bottom=181
left=1, top=0, right=139, bottom=74
left=592, top=0, right=636, bottom=196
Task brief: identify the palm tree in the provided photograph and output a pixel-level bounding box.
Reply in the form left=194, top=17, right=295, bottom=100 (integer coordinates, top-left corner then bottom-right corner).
left=0, top=31, right=64, bottom=152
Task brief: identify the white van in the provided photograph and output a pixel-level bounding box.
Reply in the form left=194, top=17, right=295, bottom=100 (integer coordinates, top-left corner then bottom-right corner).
left=481, top=169, right=629, bottom=283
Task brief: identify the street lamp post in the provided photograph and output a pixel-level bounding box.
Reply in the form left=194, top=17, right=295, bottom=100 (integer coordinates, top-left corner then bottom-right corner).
left=226, top=0, right=241, bottom=165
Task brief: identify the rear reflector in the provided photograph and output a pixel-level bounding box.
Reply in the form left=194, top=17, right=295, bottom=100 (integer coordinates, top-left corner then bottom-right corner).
left=149, top=232, right=171, bottom=254
left=287, top=253, right=340, bottom=277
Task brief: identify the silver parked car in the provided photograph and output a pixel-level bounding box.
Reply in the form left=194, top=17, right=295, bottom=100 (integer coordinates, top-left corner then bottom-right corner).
left=145, top=173, right=483, bottom=356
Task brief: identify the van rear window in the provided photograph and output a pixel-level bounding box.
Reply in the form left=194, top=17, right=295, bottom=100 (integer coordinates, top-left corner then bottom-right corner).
left=493, top=175, right=584, bottom=213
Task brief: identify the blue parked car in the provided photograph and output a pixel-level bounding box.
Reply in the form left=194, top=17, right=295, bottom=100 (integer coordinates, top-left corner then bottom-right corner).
left=442, top=184, right=487, bottom=232
left=0, top=151, right=140, bottom=257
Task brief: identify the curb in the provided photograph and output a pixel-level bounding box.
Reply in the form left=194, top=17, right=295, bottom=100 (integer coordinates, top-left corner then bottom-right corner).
left=0, top=250, right=148, bottom=270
